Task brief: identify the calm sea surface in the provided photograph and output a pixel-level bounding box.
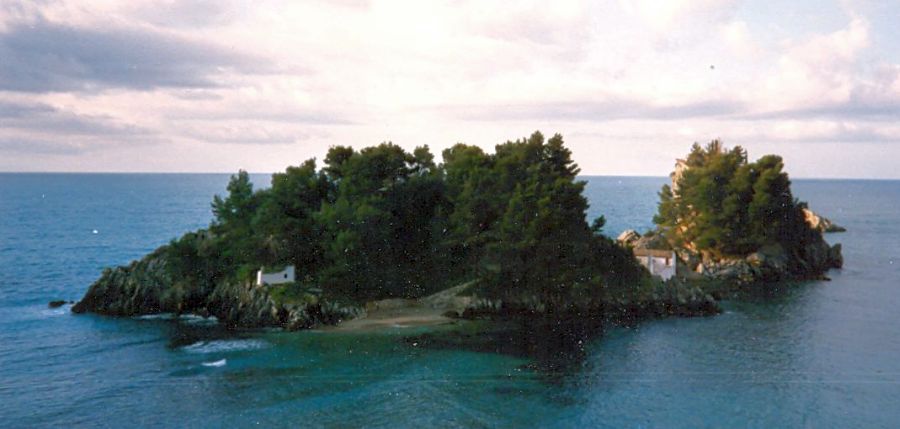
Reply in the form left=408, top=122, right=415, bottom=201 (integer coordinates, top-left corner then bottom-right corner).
left=1, top=174, right=899, bottom=428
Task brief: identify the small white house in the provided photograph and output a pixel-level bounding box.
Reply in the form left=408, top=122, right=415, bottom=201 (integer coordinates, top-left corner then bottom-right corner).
left=633, top=249, right=677, bottom=281
left=256, top=265, right=295, bottom=286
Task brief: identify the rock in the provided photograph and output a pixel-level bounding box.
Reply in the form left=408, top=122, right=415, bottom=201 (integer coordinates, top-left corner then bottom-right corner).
left=829, top=243, right=843, bottom=269
left=48, top=300, right=67, bottom=308
left=72, top=248, right=176, bottom=316
left=804, top=208, right=846, bottom=233
left=617, top=229, right=640, bottom=245
left=285, top=306, right=312, bottom=330
left=631, top=232, right=671, bottom=250
left=750, top=244, right=788, bottom=273
left=691, top=234, right=842, bottom=285
left=72, top=243, right=361, bottom=331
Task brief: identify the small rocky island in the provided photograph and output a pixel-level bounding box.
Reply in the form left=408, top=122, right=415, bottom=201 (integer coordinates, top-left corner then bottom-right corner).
left=619, top=140, right=843, bottom=287
left=73, top=135, right=840, bottom=330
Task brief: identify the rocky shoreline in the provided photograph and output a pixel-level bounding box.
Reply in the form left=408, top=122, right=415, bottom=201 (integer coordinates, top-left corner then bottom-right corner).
left=71, top=242, right=721, bottom=332
left=72, top=208, right=840, bottom=331
left=71, top=246, right=362, bottom=330
left=459, top=277, right=720, bottom=324
left=617, top=209, right=843, bottom=286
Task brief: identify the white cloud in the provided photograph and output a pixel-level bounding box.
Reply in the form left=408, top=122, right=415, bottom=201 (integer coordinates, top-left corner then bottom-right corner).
left=0, top=0, right=898, bottom=177
left=620, top=0, right=737, bottom=32
left=720, top=20, right=763, bottom=58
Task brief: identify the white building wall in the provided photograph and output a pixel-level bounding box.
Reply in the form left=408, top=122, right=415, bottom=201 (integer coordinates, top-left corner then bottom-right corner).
left=256, top=266, right=295, bottom=286
left=637, top=254, right=676, bottom=281
left=651, top=256, right=676, bottom=281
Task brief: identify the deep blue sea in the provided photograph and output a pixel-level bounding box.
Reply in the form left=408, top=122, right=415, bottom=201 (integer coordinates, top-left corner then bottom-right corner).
left=2, top=174, right=899, bottom=428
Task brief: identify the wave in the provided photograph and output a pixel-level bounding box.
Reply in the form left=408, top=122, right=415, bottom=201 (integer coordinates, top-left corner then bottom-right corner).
left=202, top=358, right=227, bottom=367
left=40, top=305, right=71, bottom=318
left=134, top=313, right=219, bottom=325
left=180, top=339, right=269, bottom=354
left=180, top=314, right=219, bottom=326
left=135, top=313, right=176, bottom=320
left=3, top=303, right=73, bottom=323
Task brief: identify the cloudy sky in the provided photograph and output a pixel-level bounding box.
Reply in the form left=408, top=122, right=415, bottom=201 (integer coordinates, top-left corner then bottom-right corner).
left=1, top=0, right=899, bottom=178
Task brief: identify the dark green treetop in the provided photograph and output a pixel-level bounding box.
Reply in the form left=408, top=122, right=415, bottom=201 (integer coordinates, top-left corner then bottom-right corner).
left=165, top=132, right=645, bottom=305
left=654, top=140, right=817, bottom=258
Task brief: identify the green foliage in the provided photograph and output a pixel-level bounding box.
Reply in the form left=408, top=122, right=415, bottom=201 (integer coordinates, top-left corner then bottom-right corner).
left=161, top=132, right=646, bottom=307
left=269, top=282, right=319, bottom=306
left=252, top=159, right=330, bottom=271
left=209, top=170, right=264, bottom=276
left=591, top=216, right=606, bottom=235
left=315, top=142, right=450, bottom=299
left=655, top=140, right=817, bottom=257
left=447, top=132, right=643, bottom=304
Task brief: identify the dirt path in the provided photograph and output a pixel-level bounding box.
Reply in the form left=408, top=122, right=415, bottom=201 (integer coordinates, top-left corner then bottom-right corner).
left=323, top=282, right=474, bottom=332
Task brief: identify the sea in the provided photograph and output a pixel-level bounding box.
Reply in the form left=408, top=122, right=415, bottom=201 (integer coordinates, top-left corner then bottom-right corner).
left=1, top=173, right=899, bottom=428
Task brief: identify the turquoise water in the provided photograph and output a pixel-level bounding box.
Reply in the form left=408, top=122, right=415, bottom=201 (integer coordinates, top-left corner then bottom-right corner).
left=1, top=174, right=899, bottom=427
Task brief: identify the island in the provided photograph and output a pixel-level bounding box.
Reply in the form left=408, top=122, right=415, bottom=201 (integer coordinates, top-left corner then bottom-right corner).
left=620, top=140, right=843, bottom=291
left=73, top=134, right=841, bottom=331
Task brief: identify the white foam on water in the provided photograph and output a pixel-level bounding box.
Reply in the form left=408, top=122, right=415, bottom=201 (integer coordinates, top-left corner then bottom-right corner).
left=135, top=313, right=176, bottom=320
left=40, top=305, right=70, bottom=318
left=180, top=339, right=269, bottom=354
left=134, top=313, right=219, bottom=325
left=179, top=314, right=219, bottom=326
left=202, top=358, right=227, bottom=367
left=9, top=304, right=73, bottom=323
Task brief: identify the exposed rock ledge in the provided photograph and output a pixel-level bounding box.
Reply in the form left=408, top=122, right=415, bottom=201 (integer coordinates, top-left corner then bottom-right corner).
left=693, top=242, right=842, bottom=284
left=618, top=228, right=842, bottom=285
left=71, top=247, right=361, bottom=330
left=803, top=208, right=846, bottom=233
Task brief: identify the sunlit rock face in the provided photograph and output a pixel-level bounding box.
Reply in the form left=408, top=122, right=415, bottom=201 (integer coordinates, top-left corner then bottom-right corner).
left=803, top=208, right=847, bottom=233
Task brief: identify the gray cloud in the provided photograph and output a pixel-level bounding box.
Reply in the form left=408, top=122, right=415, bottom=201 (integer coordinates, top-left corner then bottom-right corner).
left=184, top=132, right=309, bottom=145
left=451, top=96, right=899, bottom=125
left=738, top=70, right=900, bottom=122
left=771, top=127, right=900, bottom=144
left=171, top=89, right=226, bottom=101
left=0, top=99, right=54, bottom=117
left=132, top=0, right=371, bottom=29
left=128, top=0, right=243, bottom=29
left=169, top=110, right=355, bottom=125
left=0, top=19, right=271, bottom=93
left=174, top=120, right=330, bottom=145
left=0, top=100, right=152, bottom=136
left=740, top=99, right=900, bottom=122
left=0, top=137, right=86, bottom=155
left=449, top=98, right=746, bottom=122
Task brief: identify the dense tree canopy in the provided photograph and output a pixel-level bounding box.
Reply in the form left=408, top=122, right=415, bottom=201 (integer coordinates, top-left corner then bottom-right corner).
left=166, top=132, right=645, bottom=305
left=654, top=140, right=818, bottom=258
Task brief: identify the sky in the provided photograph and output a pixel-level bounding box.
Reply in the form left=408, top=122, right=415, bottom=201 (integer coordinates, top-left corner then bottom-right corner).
left=1, top=0, right=899, bottom=178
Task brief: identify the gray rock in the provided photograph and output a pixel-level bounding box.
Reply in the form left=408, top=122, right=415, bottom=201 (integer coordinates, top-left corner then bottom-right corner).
left=632, top=234, right=670, bottom=250
left=829, top=243, right=843, bottom=268
left=72, top=244, right=361, bottom=331
left=691, top=234, right=842, bottom=285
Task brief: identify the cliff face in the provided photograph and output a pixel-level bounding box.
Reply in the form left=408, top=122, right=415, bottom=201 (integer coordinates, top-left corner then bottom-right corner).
left=803, top=208, right=847, bottom=233
left=71, top=247, right=361, bottom=330
left=71, top=248, right=178, bottom=316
